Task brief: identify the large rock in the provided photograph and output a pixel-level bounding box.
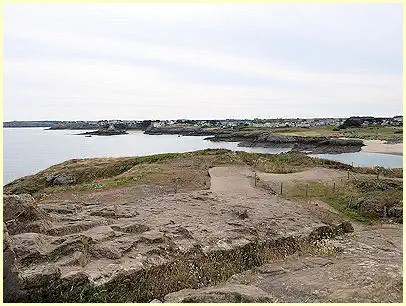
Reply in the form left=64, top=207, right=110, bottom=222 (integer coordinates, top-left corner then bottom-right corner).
left=164, top=284, right=275, bottom=303
left=4, top=194, right=37, bottom=221
left=4, top=194, right=49, bottom=235
left=3, top=224, right=24, bottom=302
left=20, top=264, right=61, bottom=289
left=46, top=175, right=75, bottom=186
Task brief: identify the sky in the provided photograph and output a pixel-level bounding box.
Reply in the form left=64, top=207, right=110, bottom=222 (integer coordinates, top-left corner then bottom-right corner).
left=3, top=3, right=403, bottom=121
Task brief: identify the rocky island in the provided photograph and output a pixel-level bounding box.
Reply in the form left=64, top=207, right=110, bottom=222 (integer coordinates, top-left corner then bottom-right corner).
left=205, top=133, right=364, bottom=154
left=3, top=150, right=402, bottom=303
left=145, top=126, right=365, bottom=154
left=78, top=127, right=128, bottom=136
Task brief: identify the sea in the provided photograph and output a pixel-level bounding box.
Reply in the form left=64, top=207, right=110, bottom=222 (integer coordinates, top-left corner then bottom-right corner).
left=3, top=128, right=403, bottom=185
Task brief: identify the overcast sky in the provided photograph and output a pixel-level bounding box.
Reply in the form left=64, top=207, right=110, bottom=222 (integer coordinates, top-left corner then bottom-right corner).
left=4, top=3, right=403, bottom=121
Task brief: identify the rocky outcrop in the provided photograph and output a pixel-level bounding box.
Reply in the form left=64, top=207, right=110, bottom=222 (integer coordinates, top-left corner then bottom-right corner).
left=46, top=175, right=75, bottom=186
left=206, top=133, right=364, bottom=154
left=4, top=194, right=50, bottom=235
left=3, top=223, right=24, bottom=302
left=3, top=182, right=355, bottom=303
left=79, top=128, right=128, bottom=136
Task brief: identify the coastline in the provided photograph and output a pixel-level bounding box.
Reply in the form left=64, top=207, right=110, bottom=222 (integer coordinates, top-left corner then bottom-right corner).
left=361, top=140, right=403, bottom=156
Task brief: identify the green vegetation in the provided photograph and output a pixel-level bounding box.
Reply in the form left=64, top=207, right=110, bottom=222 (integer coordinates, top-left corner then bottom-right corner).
left=271, top=125, right=403, bottom=141
left=339, top=126, right=403, bottom=141
left=4, top=149, right=402, bottom=197
left=286, top=178, right=402, bottom=223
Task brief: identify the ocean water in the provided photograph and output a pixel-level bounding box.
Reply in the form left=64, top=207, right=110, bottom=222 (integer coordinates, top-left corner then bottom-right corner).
left=3, top=128, right=403, bottom=185
left=311, top=152, right=403, bottom=169
left=3, top=128, right=288, bottom=184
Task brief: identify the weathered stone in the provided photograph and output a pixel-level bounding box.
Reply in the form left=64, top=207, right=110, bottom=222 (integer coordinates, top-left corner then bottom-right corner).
left=4, top=194, right=50, bottom=235
left=20, top=265, right=61, bottom=289
left=111, top=223, right=150, bottom=234
left=46, top=174, right=75, bottom=186
left=82, top=226, right=116, bottom=242
left=3, top=223, right=25, bottom=302
left=4, top=194, right=40, bottom=221
left=89, top=237, right=136, bottom=259
left=47, top=220, right=108, bottom=236
left=11, top=233, right=51, bottom=262
left=164, top=284, right=275, bottom=303
left=57, top=251, right=87, bottom=267
left=141, top=230, right=165, bottom=244
left=39, top=202, right=80, bottom=214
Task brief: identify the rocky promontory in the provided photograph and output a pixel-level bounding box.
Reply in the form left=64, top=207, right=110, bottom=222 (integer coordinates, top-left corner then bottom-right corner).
left=78, top=129, right=128, bottom=136
left=145, top=127, right=364, bottom=154
left=206, top=132, right=364, bottom=154
left=205, top=133, right=364, bottom=154
left=3, top=150, right=402, bottom=303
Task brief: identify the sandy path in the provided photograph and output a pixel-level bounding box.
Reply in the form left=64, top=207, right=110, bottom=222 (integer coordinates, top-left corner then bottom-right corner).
left=209, top=166, right=256, bottom=195
left=257, top=167, right=344, bottom=185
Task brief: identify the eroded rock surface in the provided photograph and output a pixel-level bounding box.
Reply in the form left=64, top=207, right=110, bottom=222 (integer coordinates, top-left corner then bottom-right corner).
left=164, top=284, right=276, bottom=303
left=3, top=166, right=402, bottom=303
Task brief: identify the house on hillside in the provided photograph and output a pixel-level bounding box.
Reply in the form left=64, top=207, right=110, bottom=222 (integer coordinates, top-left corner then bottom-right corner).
left=393, top=116, right=403, bottom=123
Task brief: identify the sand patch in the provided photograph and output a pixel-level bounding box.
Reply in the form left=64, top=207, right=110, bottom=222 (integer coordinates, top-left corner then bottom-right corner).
left=361, top=140, right=403, bottom=155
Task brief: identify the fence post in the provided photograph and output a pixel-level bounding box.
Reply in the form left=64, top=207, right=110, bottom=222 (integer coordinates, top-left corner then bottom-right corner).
left=347, top=169, right=350, bottom=180
left=280, top=182, right=283, bottom=195
left=333, top=182, right=335, bottom=192
left=254, top=172, right=257, bottom=186
left=305, top=184, right=308, bottom=197
left=383, top=205, right=387, bottom=218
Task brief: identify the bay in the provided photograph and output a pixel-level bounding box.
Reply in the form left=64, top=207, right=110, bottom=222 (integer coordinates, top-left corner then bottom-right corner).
left=3, top=128, right=403, bottom=185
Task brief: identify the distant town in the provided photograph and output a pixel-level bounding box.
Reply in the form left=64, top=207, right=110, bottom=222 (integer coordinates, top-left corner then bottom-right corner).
left=3, top=115, right=403, bottom=130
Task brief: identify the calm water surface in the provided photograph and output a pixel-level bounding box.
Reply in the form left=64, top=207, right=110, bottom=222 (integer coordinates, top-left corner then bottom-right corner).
left=3, top=128, right=288, bottom=184
left=3, top=128, right=403, bottom=185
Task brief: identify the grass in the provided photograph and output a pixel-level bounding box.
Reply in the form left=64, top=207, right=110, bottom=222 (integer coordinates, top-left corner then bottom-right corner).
left=286, top=178, right=402, bottom=223
left=271, top=125, right=403, bottom=141
left=4, top=149, right=402, bottom=197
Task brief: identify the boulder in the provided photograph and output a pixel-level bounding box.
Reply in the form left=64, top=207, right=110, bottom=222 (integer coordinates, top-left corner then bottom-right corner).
left=4, top=194, right=49, bottom=235
left=4, top=194, right=37, bottom=221
left=20, top=264, right=61, bottom=289
left=46, top=175, right=75, bottom=186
